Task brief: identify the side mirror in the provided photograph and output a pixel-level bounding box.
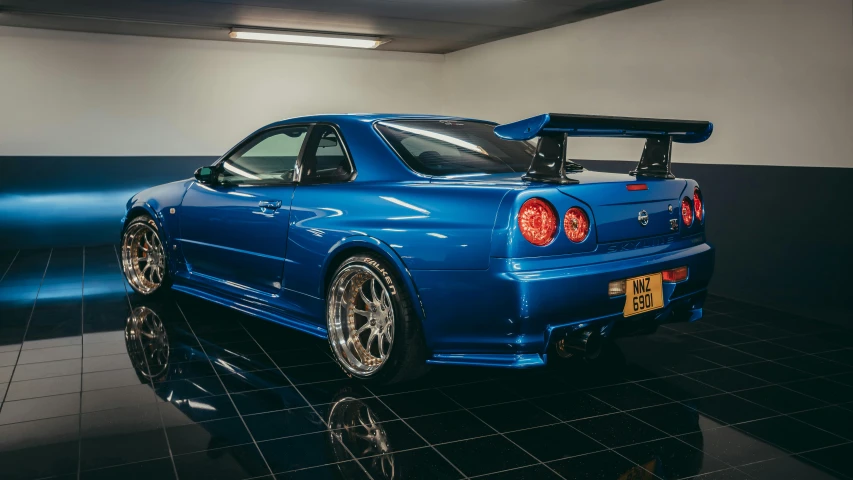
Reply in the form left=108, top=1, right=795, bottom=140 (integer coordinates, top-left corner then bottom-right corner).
left=194, top=166, right=216, bottom=184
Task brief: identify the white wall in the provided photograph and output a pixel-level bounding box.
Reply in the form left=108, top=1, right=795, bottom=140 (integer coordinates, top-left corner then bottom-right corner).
left=0, top=27, right=444, bottom=156
left=441, top=0, right=853, bottom=168
left=2, top=0, right=851, bottom=167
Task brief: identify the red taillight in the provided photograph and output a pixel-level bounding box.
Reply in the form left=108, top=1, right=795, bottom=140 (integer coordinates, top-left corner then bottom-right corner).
left=662, top=266, right=688, bottom=282
left=626, top=184, right=648, bottom=191
left=681, top=197, right=693, bottom=227
left=563, top=207, right=590, bottom=243
left=518, top=198, right=557, bottom=246
left=693, top=188, right=703, bottom=223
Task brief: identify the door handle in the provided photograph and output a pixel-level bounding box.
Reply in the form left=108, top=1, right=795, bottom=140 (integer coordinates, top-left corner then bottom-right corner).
left=259, top=200, right=282, bottom=210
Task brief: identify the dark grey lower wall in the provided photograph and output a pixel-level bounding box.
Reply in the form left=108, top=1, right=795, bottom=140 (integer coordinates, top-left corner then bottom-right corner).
left=2, top=156, right=851, bottom=324
left=583, top=160, right=853, bottom=324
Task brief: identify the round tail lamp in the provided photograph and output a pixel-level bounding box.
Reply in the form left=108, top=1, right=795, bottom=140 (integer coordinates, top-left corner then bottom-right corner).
left=518, top=198, right=557, bottom=246
left=563, top=207, right=590, bottom=243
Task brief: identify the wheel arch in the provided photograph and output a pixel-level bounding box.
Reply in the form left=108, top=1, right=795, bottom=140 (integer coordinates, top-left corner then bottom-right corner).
left=322, top=236, right=427, bottom=326
left=123, top=204, right=159, bottom=231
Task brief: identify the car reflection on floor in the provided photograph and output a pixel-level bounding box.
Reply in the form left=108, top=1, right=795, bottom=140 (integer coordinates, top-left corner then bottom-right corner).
left=124, top=301, right=712, bottom=480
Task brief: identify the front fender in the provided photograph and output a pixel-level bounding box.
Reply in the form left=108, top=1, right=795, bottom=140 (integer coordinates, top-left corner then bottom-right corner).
left=121, top=179, right=193, bottom=272
left=322, top=235, right=427, bottom=325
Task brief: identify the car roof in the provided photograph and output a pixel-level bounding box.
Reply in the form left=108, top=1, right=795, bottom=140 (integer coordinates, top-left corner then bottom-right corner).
left=260, top=113, right=495, bottom=130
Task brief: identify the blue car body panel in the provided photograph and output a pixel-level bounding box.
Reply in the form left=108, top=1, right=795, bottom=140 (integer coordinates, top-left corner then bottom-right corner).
left=124, top=113, right=715, bottom=369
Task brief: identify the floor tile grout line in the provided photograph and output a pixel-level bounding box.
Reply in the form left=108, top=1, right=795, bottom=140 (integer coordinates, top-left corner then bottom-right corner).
left=666, top=319, right=853, bottom=355
left=0, top=249, right=20, bottom=285
left=7, top=375, right=852, bottom=431
left=433, top=388, right=575, bottom=480
left=672, top=329, right=853, bottom=423
left=697, top=334, right=853, bottom=370
left=232, top=319, right=378, bottom=480
left=671, top=326, right=853, bottom=397
left=630, top=364, right=853, bottom=448
left=170, top=301, right=282, bottom=480
left=77, top=246, right=85, bottom=480
left=498, top=387, right=668, bottom=480
left=51, top=401, right=851, bottom=480
left=5, top=352, right=836, bottom=421
left=2, top=357, right=849, bottom=429
left=779, top=440, right=853, bottom=479
left=583, top=384, right=746, bottom=475
left=0, top=248, right=51, bottom=408
left=364, top=386, right=471, bottom=479
left=73, top=454, right=173, bottom=476
left=112, top=245, right=181, bottom=480
left=733, top=446, right=853, bottom=480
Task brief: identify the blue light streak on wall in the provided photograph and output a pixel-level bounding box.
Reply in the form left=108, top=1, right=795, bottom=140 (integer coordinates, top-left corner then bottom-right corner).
left=0, top=156, right=215, bottom=248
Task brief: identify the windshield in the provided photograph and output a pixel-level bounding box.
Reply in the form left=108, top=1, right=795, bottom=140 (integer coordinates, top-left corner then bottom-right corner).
left=375, top=120, right=538, bottom=176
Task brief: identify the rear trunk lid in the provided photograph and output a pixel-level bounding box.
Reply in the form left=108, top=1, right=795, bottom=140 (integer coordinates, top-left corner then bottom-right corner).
left=556, top=171, right=685, bottom=243
left=429, top=170, right=686, bottom=244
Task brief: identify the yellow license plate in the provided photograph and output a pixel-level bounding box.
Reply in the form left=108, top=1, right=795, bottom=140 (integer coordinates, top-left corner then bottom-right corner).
left=623, top=273, right=664, bottom=317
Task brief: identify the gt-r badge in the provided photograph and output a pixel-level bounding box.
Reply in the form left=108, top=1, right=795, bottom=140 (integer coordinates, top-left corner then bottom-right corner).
left=638, top=210, right=649, bottom=226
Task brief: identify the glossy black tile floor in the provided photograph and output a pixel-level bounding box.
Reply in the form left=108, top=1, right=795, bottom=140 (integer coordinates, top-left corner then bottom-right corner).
left=1, top=247, right=852, bottom=480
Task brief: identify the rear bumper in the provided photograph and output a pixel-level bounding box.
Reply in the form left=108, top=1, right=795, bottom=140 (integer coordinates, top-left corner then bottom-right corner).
left=412, top=238, right=714, bottom=368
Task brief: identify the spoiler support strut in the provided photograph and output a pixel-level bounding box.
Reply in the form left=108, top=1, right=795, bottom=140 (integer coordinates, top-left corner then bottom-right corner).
left=522, top=132, right=579, bottom=185
left=494, top=113, right=712, bottom=183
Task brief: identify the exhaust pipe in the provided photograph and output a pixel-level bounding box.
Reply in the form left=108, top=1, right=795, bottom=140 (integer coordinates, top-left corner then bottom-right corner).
left=555, top=329, right=604, bottom=360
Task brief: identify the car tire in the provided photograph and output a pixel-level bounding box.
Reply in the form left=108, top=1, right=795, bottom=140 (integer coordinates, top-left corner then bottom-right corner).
left=121, top=215, right=171, bottom=296
left=326, top=254, right=427, bottom=384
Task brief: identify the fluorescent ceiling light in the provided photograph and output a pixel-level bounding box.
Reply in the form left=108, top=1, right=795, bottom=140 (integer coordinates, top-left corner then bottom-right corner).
left=229, top=29, right=386, bottom=49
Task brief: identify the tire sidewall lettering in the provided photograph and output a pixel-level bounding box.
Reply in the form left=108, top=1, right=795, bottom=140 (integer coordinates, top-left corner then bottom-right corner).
left=361, top=258, right=397, bottom=296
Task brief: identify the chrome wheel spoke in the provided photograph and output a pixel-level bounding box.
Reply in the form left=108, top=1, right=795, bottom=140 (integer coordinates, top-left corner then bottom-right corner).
left=359, top=285, right=371, bottom=308
left=370, top=279, right=380, bottom=304
left=355, top=322, right=372, bottom=336
left=381, top=290, right=391, bottom=311
left=365, top=331, right=377, bottom=353
left=377, top=333, right=387, bottom=359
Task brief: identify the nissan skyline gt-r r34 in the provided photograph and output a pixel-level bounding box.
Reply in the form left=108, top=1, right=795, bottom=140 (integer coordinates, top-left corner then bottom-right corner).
left=120, top=113, right=715, bottom=384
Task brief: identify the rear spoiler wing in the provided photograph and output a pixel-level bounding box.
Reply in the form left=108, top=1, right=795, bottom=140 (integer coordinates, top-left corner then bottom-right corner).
left=494, top=113, right=713, bottom=184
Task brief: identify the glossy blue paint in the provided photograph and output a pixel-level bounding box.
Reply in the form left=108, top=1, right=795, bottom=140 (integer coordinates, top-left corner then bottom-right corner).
left=123, top=113, right=715, bottom=369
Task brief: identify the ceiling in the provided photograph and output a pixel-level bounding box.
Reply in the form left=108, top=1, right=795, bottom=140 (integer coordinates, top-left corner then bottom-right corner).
left=0, top=0, right=660, bottom=54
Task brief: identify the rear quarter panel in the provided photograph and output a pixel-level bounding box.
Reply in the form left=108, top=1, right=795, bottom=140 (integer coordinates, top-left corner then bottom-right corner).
left=285, top=181, right=511, bottom=299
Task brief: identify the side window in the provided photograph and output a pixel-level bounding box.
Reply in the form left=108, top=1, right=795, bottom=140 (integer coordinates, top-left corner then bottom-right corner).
left=218, top=126, right=308, bottom=185
left=300, top=125, right=354, bottom=184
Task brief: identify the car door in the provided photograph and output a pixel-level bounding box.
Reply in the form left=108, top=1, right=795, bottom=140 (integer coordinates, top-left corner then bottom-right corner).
left=179, top=125, right=309, bottom=295
left=284, top=124, right=357, bottom=320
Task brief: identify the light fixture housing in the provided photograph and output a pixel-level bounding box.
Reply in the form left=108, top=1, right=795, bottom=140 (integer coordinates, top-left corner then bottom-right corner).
left=229, top=28, right=388, bottom=49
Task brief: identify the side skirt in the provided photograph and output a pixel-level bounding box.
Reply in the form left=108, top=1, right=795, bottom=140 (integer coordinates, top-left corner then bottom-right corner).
left=426, top=353, right=545, bottom=368
left=172, top=276, right=328, bottom=340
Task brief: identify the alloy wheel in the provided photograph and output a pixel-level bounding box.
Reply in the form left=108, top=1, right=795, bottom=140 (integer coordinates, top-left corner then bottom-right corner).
left=328, top=265, right=395, bottom=376
left=122, top=221, right=166, bottom=294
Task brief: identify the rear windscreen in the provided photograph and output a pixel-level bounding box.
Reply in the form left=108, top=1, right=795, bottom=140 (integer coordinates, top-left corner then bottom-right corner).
left=375, top=120, right=537, bottom=176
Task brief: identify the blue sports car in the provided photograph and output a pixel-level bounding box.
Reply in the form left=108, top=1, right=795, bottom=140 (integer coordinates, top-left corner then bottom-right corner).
left=121, top=113, right=715, bottom=383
